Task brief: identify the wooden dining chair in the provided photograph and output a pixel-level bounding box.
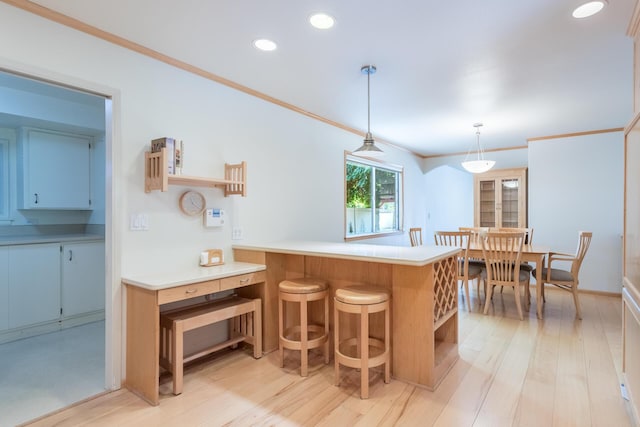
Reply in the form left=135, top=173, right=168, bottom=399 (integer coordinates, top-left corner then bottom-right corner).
left=409, top=227, right=423, bottom=247
left=481, top=231, right=530, bottom=320
left=532, top=231, right=592, bottom=319
left=459, top=227, right=489, bottom=269
left=493, top=227, right=534, bottom=245
left=434, top=231, right=482, bottom=310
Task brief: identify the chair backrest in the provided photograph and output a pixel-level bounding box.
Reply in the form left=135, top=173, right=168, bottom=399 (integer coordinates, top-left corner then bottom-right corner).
left=409, top=227, right=423, bottom=247
left=434, top=230, right=471, bottom=253
left=481, top=232, right=525, bottom=286
left=434, top=231, right=471, bottom=277
left=572, top=231, right=593, bottom=277
left=459, top=227, right=489, bottom=243
left=492, top=227, right=534, bottom=245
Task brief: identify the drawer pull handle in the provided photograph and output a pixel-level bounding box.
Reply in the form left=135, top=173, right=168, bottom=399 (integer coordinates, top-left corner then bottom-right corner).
left=240, top=278, right=250, bottom=284
left=185, top=289, right=197, bottom=294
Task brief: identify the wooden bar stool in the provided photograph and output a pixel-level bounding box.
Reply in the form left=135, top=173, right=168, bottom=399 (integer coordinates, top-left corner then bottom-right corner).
left=334, top=285, right=391, bottom=399
left=278, top=277, right=330, bottom=376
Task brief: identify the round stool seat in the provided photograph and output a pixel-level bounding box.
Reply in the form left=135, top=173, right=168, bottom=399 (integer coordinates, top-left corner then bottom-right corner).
left=279, top=278, right=328, bottom=294
left=335, top=285, right=390, bottom=305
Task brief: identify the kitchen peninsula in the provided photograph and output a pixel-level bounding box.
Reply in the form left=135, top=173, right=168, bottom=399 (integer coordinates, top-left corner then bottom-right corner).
left=233, top=240, right=460, bottom=390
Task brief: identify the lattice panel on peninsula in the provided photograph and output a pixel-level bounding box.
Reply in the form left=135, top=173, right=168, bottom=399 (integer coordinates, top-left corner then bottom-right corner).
left=433, top=256, right=457, bottom=323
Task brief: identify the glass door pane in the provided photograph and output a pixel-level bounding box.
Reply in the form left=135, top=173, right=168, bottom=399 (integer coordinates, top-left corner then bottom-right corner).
left=479, top=180, right=496, bottom=227
left=501, top=178, right=519, bottom=227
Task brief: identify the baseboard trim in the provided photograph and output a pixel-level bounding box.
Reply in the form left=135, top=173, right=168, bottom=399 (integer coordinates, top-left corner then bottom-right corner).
left=529, top=284, right=621, bottom=298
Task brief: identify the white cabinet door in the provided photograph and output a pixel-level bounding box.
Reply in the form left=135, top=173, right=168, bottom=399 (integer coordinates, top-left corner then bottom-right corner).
left=19, top=129, right=92, bottom=209
left=8, top=243, right=61, bottom=328
left=0, top=247, right=8, bottom=331
left=61, top=241, right=105, bottom=317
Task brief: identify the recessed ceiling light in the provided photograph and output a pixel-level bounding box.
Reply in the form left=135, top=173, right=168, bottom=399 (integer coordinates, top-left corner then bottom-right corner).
left=572, top=1, right=607, bottom=19
left=253, top=39, right=277, bottom=51
left=309, top=13, right=335, bottom=29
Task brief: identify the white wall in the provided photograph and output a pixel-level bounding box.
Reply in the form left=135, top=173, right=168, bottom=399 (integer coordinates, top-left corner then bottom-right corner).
left=423, top=165, right=474, bottom=240
left=422, top=136, right=624, bottom=295
left=0, top=4, right=427, bottom=275
left=529, top=132, right=624, bottom=293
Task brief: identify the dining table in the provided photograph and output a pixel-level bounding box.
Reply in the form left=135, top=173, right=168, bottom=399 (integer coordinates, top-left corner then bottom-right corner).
left=467, top=242, right=550, bottom=319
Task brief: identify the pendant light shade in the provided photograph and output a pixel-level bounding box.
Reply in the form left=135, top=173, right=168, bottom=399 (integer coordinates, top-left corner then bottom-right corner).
left=353, top=65, right=384, bottom=157
left=461, top=123, right=495, bottom=174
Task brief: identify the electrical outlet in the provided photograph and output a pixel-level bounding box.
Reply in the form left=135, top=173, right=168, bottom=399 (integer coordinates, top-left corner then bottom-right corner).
left=232, top=227, right=244, bottom=240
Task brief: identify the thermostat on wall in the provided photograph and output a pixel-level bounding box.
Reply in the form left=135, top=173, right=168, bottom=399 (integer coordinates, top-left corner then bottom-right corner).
left=204, top=208, right=225, bottom=227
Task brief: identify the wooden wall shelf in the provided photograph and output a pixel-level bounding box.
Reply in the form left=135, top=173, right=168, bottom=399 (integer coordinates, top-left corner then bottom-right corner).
left=144, top=148, right=246, bottom=196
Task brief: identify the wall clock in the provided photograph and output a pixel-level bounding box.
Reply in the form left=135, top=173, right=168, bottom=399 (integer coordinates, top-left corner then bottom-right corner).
left=179, top=190, right=206, bottom=216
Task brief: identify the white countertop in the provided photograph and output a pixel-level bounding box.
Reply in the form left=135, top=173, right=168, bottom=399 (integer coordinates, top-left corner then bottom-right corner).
left=233, top=240, right=460, bottom=266
left=0, top=233, right=104, bottom=246
left=121, top=261, right=266, bottom=290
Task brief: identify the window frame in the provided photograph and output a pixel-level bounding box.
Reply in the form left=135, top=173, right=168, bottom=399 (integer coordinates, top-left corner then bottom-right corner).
left=344, top=152, right=404, bottom=241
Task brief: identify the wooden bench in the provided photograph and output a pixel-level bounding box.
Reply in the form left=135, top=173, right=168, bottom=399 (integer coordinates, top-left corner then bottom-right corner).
left=159, top=295, right=262, bottom=395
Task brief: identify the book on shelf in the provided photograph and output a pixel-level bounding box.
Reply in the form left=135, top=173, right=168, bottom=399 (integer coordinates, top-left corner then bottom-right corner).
left=151, top=137, right=183, bottom=175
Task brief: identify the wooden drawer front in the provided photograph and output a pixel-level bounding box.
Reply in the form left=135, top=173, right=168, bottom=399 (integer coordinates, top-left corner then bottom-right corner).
left=220, top=271, right=266, bottom=291
left=158, top=280, right=220, bottom=305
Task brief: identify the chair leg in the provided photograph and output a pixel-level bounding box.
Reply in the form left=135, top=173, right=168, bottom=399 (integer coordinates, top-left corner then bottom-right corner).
left=572, top=287, right=582, bottom=320
left=483, top=281, right=494, bottom=315
left=514, top=284, right=523, bottom=320
left=463, top=278, right=471, bottom=311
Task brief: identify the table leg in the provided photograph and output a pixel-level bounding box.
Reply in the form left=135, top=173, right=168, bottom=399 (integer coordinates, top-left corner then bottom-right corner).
left=536, top=255, right=544, bottom=319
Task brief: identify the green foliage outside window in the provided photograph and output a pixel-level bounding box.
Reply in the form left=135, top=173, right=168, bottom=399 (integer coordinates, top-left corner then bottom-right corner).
left=346, top=162, right=372, bottom=208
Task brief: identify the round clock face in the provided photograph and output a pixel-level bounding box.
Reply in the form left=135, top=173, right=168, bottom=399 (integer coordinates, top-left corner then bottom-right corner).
left=179, top=190, right=206, bottom=216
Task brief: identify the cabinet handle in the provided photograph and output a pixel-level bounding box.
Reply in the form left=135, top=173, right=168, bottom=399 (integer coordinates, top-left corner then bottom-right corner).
left=68, top=250, right=73, bottom=261
left=185, top=288, right=197, bottom=294
left=34, top=193, right=39, bottom=204
left=240, top=278, right=250, bottom=284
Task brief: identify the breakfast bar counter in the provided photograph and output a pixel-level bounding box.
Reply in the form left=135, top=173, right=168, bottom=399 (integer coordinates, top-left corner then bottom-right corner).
left=233, top=240, right=460, bottom=390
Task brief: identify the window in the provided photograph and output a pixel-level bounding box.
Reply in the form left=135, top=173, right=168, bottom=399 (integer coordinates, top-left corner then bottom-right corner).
left=345, top=153, right=403, bottom=239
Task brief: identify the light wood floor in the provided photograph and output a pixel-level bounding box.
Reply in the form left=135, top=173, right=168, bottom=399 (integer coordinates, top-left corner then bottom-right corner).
left=25, top=287, right=636, bottom=427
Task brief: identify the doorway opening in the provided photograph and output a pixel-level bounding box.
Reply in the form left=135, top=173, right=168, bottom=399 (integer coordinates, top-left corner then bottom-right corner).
left=0, top=69, right=114, bottom=426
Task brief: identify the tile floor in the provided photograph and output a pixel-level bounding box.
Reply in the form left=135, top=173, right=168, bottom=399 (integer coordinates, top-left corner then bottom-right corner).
left=0, top=321, right=105, bottom=427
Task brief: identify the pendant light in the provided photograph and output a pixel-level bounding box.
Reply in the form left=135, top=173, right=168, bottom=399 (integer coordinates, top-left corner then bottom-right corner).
left=353, top=65, right=384, bottom=157
left=461, top=123, right=495, bottom=174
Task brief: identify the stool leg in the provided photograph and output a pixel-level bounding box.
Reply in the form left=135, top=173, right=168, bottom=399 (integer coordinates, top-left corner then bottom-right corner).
left=172, top=321, right=184, bottom=395
left=384, top=303, right=391, bottom=384
left=300, top=294, right=309, bottom=377
left=278, top=294, right=284, bottom=368
left=334, top=302, right=340, bottom=386
left=254, top=299, right=262, bottom=359
left=361, top=306, right=369, bottom=399
left=324, top=293, right=330, bottom=365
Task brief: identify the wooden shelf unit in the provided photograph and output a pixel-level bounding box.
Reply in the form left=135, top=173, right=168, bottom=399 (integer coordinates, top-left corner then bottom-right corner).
left=144, top=148, right=246, bottom=196
left=473, top=167, right=527, bottom=228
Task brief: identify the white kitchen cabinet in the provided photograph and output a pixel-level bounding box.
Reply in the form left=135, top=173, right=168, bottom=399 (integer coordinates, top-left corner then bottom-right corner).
left=0, top=247, right=8, bottom=331
left=8, top=243, right=61, bottom=328
left=18, top=128, right=92, bottom=210
left=61, top=241, right=105, bottom=317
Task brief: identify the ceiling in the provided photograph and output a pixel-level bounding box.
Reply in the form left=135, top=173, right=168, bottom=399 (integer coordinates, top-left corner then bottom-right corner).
left=21, top=0, right=637, bottom=156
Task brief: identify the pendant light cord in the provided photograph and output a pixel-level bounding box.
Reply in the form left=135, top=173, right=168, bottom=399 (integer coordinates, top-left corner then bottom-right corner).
left=367, top=67, right=371, bottom=133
